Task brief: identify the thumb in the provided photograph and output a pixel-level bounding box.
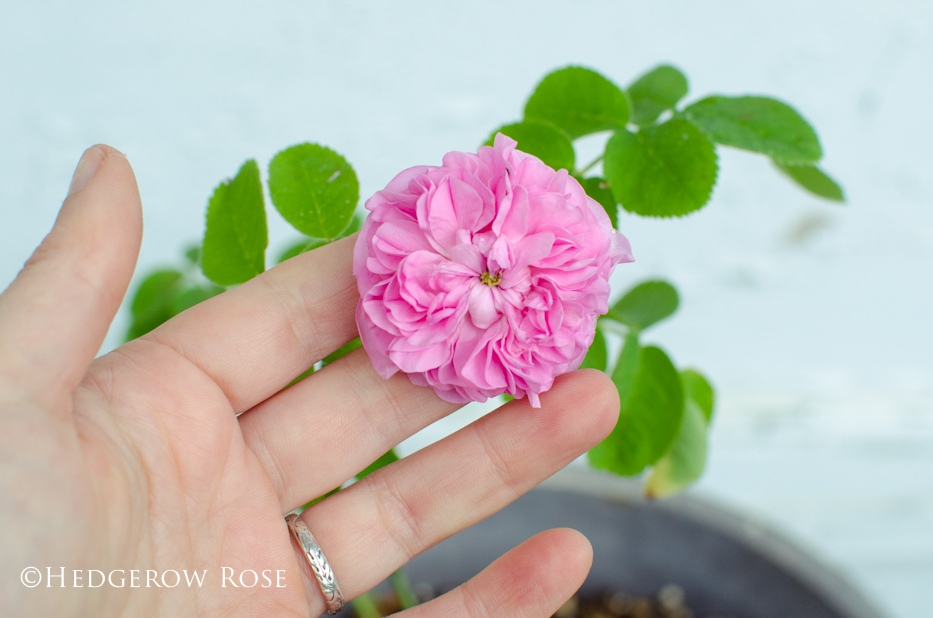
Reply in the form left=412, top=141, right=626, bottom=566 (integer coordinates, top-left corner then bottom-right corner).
left=0, top=145, right=143, bottom=409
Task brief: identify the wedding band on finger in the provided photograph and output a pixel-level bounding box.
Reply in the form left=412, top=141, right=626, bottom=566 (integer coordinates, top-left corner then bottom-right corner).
left=286, top=513, right=346, bottom=615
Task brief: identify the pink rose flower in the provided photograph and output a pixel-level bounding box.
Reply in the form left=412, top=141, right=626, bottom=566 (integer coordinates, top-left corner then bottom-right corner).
left=353, top=134, right=633, bottom=407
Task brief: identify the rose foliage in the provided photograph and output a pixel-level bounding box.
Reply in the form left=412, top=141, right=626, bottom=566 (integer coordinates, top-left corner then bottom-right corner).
left=128, top=63, right=840, bottom=502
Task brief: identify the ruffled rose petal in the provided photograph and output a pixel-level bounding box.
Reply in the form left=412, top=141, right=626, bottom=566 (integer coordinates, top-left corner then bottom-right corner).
left=353, top=134, right=633, bottom=407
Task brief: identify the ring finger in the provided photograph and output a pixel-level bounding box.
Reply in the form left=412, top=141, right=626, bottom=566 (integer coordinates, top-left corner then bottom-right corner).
left=293, top=369, right=618, bottom=609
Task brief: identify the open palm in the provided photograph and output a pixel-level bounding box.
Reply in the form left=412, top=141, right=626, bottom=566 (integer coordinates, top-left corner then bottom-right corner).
left=0, top=146, right=619, bottom=618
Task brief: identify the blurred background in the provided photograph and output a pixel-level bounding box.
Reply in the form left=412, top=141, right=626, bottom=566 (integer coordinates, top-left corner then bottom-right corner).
left=1, top=1, right=931, bottom=615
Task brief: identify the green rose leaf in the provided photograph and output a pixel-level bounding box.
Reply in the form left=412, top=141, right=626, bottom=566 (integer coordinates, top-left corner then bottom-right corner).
left=628, top=64, right=689, bottom=126
left=183, top=243, right=200, bottom=265
left=582, top=177, right=618, bottom=229
left=589, top=341, right=685, bottom=476
left=645, top=368, right=716, bottom=497
left=776, top=163, right=845, bottom=202
left=610, top=332, right=641, bottom=404
left=607, top=280, right=679, bottom=333
left=605, top=120, right=718, bottom=217
left=288, top=365, right=315, bottom=387
left=357, top=448, right=400, bottom=480
left=323, top=337, right=363, bottom=366
left=486, top=121, right=575, bottom=172
left=125, top=269, right=183, bottom=341
left=680, top=368, right=715, bottom=422
left=276, top=238, right=329, bottom=264
left=172, top=283, right=225, bottom=315
left=340, top=212, right=365, bottom=237
left=131, top=269, right=182, bottom=320
left=268, top=143, right=359, bottom=240
left=276, top=213, right=364, bottom=265
left=201, top=159, right=268, bottom=286
left=524, top=67, right=629, bottom=139
left=684, top=96, right=822, bottom=164
left=645, top=398, right=708, bottom=498
left=579, top=327, right=608, bottom=372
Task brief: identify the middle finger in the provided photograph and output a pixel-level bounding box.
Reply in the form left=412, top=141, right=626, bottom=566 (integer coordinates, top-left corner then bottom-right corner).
left=238, top=346, right=463, bottom=512
left=296, top=369, right=619, bottom=603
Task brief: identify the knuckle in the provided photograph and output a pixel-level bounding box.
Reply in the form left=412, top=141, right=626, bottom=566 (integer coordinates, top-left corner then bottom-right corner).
left=460, top=578, right=500, bottom=618
left=475, top=424, right=521, bottom=501
left=367, top=474, right=425, bottom=561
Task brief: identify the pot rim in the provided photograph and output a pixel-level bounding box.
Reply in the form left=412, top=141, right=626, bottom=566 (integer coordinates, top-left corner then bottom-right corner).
left=538, top=467, right=887, bottom=618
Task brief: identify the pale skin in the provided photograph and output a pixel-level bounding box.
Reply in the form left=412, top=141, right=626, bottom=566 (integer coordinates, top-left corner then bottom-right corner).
left=0, top=145, right=620, bottom=617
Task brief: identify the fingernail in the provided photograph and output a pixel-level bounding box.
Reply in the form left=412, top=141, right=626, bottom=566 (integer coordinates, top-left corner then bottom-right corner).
left=67, top=146, right=106, bottom=198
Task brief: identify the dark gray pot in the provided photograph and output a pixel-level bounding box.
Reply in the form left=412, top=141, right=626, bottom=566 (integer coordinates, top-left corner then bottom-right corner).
left=397, top=468, right=885, bottom=618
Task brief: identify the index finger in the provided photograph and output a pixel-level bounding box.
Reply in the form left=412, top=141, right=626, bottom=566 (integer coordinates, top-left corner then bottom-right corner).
left=130, top=235, right=359, bottom=414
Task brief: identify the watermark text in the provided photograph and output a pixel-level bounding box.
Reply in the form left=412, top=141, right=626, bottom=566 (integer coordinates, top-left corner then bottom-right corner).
left=21, top=567, right=286, bottom=588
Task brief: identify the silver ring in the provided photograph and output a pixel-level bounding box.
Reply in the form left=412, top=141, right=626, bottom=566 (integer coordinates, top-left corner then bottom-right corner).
left=286, top=513, right=346, bottom=615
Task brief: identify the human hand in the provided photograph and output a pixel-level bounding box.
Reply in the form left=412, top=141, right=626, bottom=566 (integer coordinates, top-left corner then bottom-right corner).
left=0, top=145, right=620, bottom=617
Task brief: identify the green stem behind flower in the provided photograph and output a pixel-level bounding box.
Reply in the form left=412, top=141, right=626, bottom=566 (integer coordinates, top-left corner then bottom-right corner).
left=351, top=592, right=381, bottom=618
left=390, top=567, right=420, bottom=609
left=577, top=154, right=604, bottom=176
